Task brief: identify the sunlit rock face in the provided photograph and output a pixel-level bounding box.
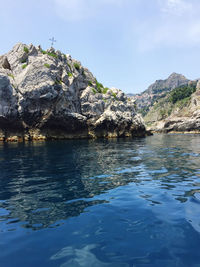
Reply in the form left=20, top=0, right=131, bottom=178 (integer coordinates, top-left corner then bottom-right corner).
left=162, top=83, right=200, bottom=133
left=133, top=72, right=190, bottom=112
left=0, top=43, right=146, bottom=141
left=144, top=80, right=200, bottom=133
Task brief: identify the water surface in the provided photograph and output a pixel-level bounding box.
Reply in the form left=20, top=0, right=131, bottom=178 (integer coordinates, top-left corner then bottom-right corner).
left=0, top=134, right=200, bottom=266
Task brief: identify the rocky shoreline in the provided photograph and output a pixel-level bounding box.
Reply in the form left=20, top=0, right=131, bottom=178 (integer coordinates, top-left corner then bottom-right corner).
left=0, top=43, right=147, bottom=142
left=144, top=79, right=200, bottom=134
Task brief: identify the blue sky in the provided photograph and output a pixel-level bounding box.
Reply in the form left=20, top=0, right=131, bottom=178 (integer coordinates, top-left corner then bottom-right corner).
left=1, top=0, right=200, bottom=94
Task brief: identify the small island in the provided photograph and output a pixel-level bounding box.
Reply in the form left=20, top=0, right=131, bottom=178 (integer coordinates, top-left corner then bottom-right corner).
left=0, top=43, right=147, bottom=142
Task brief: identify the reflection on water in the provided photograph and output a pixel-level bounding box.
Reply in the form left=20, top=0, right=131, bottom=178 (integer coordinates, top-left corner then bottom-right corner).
left=0, top=134, right=200, bottom=266
left=51, top=244, right=128, bottom=267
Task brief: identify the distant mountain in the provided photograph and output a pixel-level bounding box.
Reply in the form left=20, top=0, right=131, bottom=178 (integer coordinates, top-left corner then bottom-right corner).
left=126, top=93, right=136, bottom=97
left=134, top=73, right=190, bottom=116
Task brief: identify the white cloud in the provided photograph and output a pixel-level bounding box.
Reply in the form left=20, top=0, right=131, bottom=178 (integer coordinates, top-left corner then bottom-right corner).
left=136, top=0, right=200, bottom=51
left=53, top=0, right=200, bottom=51
left=53, top=0, right=124, bottom=21
left=161, top=0, right=192, bottom=15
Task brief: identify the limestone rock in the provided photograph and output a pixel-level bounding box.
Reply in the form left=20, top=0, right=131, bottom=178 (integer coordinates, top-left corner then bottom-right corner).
left=0, top=43, right=147, bottom=141
left=132, top=72, right=190, bottom=115
left=196, top=80, right=200, bottom=91
left=145, top=80, right=200, bottom=133
left=0, top=56, right=11, bottom=70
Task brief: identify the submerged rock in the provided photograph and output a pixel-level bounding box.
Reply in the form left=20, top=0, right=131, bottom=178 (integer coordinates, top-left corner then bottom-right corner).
left=0, top=43, right=147, bottom=141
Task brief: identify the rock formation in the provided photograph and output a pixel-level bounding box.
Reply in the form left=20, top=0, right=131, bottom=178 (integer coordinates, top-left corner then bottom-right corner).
left=0, top=43, right=146, bottom=141
left=133, top=73, right=189, bottom=116
left=144, top=80, right=200, bottom=133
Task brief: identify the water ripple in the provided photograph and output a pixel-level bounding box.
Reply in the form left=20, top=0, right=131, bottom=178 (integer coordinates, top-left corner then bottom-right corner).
left=0, top=135, right=200, bottom=266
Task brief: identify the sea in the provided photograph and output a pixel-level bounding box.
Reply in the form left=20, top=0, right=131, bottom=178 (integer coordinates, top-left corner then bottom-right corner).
left=0, top=134, right=200, bottom=267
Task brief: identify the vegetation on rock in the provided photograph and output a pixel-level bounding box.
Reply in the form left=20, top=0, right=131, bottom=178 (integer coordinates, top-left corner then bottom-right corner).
left=8, top=73, right=14, bottom=79
left=143, top=81, right=199, bottom=132
left=23, top=47, right=29, bottom=53
left=134, top=73, right=189, bottom=116
left=112, top=92, right=117, bottom=99
left=0, top=42, right=146, bottom=141
left=91, top=88, right=97, bottom=94
left=44, top=63, right=50, bottom=68
left=47, top=52, right=58, bottom=58
left=102, top=87, right=109, bottom=94
left=40, top=49, right=58, bottom=58
left=88, top=81, right=93, bottom=86
left=95, top=79, right=104, bottom=93
left=74, top=63, right=80, bottom=70
left=22, top=63, right=28, bottom=69
left=41, top=49, right=47, bottom=54
left=169, top=84, right=196, bottom=104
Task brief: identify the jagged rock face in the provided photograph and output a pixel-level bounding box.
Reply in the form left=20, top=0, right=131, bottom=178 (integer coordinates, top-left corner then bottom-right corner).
left=0, top=43, right=146, bottom=141
left=145, top=80, right=200, bottom=133
left=146, top=73, right=189, bottom=95
left=162, top=83, right=200, bottom=133
left=133, top=73, right=190, bottom=113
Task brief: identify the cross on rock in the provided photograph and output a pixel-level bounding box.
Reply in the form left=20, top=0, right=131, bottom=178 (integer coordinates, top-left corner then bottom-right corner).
left=49, top=37, right=56, bottom=47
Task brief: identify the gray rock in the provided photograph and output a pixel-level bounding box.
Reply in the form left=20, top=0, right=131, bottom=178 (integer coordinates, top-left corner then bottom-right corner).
left=0, top=56, right=11, bottom=70
left=196, top=80, right=200, bottom=91
left=0, top=43, right=147, bottom=141
left=133, top=72, right=190, bottom=113
left=146, top=80, right=200, bottom=133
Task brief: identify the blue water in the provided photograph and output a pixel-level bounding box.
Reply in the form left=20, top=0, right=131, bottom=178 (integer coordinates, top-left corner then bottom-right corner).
left=0, top=134, right=200, bottom=267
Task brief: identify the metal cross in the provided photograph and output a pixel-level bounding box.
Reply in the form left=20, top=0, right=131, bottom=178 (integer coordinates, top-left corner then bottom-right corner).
left=49, top=37, right=56, bottom=47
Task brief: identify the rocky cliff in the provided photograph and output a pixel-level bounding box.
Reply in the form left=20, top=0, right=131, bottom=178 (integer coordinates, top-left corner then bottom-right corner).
left=144, top=80, right=200, bottom=133
left=0, top=43, right=146, bottom=141
left=133, top=73, right=189, bottom=116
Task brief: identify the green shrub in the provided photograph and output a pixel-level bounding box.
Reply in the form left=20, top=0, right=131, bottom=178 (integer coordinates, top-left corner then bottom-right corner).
left=82, top=70, right=86, bottom=78
left=160, top=109, right=167, bottom=119
left=47, top=52, right=58, bottom=58
left=112, top=92, right=117, bottom=99
left=169, top=85, right=196, bottom=104
left=97, top=87, right=102, bottom=93
left=41, top=49, right=47, bottom=54
left=44, top=63, right=50, bottom=68
left=23, top=47, right=29, bottom=53
left=91, top=88, right=97, bottom=94
left=88, top=81, right=93, bottom=86
left=74, top=63, right=80, bottom=70
left=67, top=72, right=73, bottom=77
left=8, top=73, right=14, bottom=79
left=102, top=87, right=109, bottom=94
left=176, top=96, right=191, bottom=108
left=95, top=79, right=104, bottom=93
left=22, top=64, right=28, bottom=69
left=40, top=50, right=58, bottom=58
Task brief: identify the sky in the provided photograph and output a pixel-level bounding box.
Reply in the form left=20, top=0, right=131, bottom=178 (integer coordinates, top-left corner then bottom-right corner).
left=1, top=0, right=200, bottom=94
